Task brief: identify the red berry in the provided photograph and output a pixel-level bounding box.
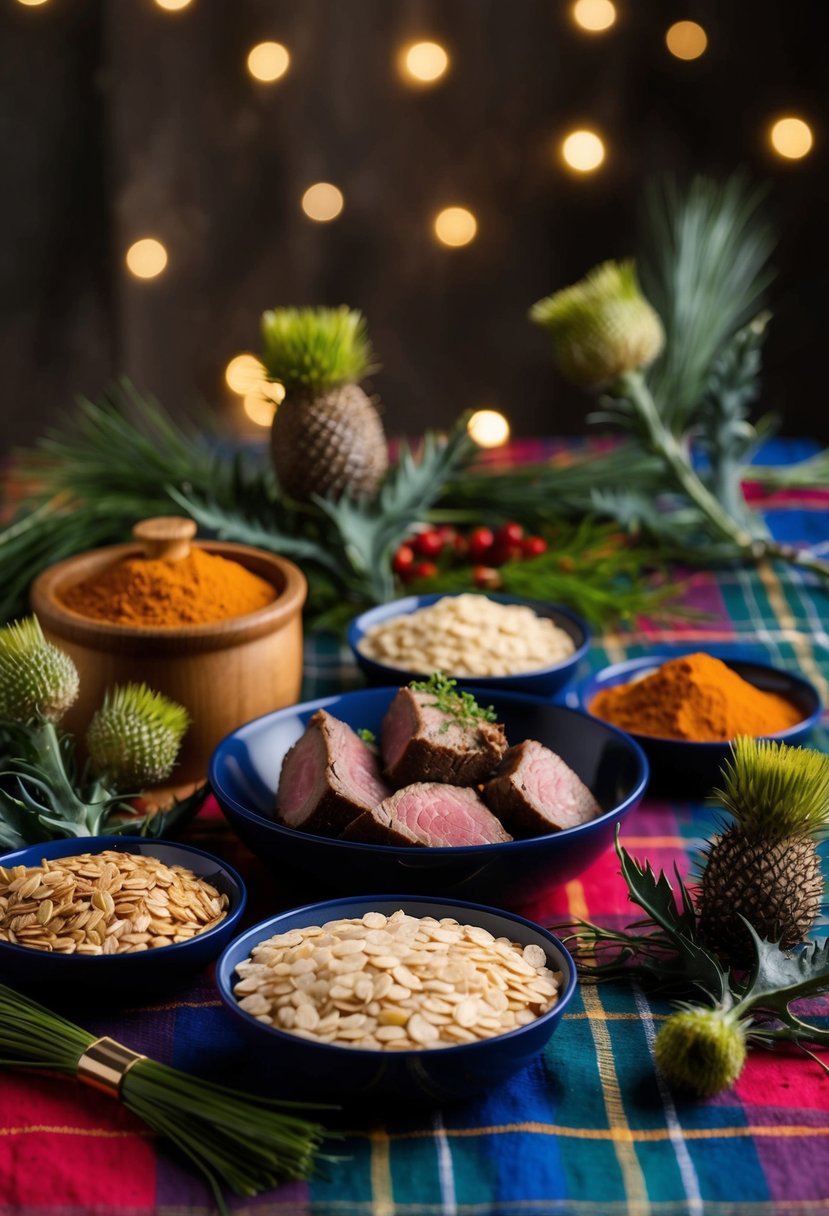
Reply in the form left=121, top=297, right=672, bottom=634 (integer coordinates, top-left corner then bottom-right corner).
left=453, top=534, right=469, bottom=558
left=522, top=536, right=548, bottom=559
left=490, top=542, right=524, bottom=567
left=495, top=521, right=524, bottom=546
left=473, top=565, right=502, bottom=590
left=392, top=544, right=415, bottom=575
left=436, top=525, right=457, bottom=543
left=468, top=527, right=495, bottom=561
left=413, top=530, right=444, bottom=558
left=413, top=560, right=438, bottom=580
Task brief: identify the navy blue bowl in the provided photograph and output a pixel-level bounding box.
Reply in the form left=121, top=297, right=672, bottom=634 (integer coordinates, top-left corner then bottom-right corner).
left=570, top=654, right=823, bottom=795
left=347, top=593, right=590, bottom=698
left=0, top=836, right=246, bottom=991
left=209, top=687, right=648, bottom=910
left=216, top=894, right=577, bottom=1103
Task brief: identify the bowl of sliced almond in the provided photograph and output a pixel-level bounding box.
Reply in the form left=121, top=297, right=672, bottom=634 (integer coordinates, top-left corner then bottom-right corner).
left=216, top=894, right=577, bottom=1103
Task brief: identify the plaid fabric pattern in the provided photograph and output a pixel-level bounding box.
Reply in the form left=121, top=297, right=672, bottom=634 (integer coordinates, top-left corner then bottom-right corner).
left=2, top=438, right=829, bottom=1216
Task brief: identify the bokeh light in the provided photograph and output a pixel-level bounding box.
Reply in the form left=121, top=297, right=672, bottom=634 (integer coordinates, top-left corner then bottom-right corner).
left=246, top=42, right=291, bottom=83
left=125, top=238, right=168, bottom=280
left=399, top=40, right=450, bottom=84
left=467, top=409, right=511, bottom=448
left=153, top=0, right=193, bottom=11
left=769, top=116, right=814, bottom=160
left=561, top=129, right=605, bottom=173
left=301, top=182, right=344, bottom=222
left=434, top=207, right=477, bottom=247
left=665, top=21, right=708, bottom=60
left=14, top=0, right=50, bottom=6
left=225, top=354, right=267, bottom=395
left=243, top=393, right=278, bottom=428
left=571, top=0, right=616, bottom=33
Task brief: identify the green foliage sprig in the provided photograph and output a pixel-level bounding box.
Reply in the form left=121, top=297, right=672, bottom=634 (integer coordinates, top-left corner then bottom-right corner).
left=260, top=306, right=375, bottom=393
left=0, top=984, right=328, bottom=1216
left=409, top=672, right=497, bottom=731
left=0, top=388, right=475, bottom=629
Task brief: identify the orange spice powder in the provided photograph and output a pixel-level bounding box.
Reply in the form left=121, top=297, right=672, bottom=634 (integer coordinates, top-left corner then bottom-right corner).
left=60, top=547, right=276, bottom=627
left=590, top=652, right=802, bottom=742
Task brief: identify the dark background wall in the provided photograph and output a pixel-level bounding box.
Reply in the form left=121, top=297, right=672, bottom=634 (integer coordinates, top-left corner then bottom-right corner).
left=1, top=0, right=826, bottom=448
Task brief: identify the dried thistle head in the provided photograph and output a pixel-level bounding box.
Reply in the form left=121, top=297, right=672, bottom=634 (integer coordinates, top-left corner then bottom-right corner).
left=260, top=306, right=376, bottom=395
left=713, top=736, right=829, bottom=842
left=0, top=617, right=79, bottom=724
left=530, top=260, right=664, bottom=389
left=654, top=1004, right=747, bottom=1098
left=86, top=683, right=190, bottom=789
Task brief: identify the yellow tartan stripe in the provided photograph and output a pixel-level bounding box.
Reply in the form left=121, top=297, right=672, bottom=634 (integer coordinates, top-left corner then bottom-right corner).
left=355, top=1122, right=829, bottom=1144
left=124, top=999, right=222, bottom=1013
left=0, top=1124, right=152, bottom=1138
left=756, top=561, right=829, bottom=702
left=564, top=1011, right=670, bottom=1022
left=370, top=1126, right=394, bottom=1216
left=565, top=879, right=650, bottom=1214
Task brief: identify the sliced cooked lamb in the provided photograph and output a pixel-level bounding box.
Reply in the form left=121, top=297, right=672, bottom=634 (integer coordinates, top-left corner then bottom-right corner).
left=341, top=782, right=513, bottom=847
left=381, top=687, right=507, bottom=787
left=276, top=709, right=391, bottom=836
left=481, top=739, right=601, bottom=837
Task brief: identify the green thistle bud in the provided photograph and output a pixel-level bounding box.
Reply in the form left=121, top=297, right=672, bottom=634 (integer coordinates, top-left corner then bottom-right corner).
left=530, top=260, right=665, bottom=389
left=655, top=1005, right=747, bottom=1098
left=0, top=617, right=79, bottom=723
left=86, top=684, right=190, bottom=788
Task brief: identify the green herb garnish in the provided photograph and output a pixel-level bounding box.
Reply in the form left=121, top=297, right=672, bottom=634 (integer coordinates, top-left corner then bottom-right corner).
left=409, top=672, right=497, bottom=732
left=356, top=727, right=376, bottom=744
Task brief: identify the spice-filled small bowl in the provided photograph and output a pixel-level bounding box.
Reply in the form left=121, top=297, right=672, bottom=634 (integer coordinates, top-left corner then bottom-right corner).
left=216, top=894, right=577, bottom=1104
left=0, top=836, right=246, bottom=993
left=570, top=653, right=823, bottom=794
left=347, top=593, right=590, bottom=698
left=30, top=518, right=307, bottom=784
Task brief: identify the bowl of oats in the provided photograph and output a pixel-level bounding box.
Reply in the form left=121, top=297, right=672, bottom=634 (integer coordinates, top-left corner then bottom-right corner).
left=0, top=836, right=246, bottom=990
left=216, top=895, right=577, bottom=1102
left=347, top=593, right=590, bottom=698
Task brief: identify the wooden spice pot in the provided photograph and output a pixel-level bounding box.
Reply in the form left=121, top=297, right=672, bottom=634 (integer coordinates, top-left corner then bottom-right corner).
left=31, top=541, right=307, bottom=785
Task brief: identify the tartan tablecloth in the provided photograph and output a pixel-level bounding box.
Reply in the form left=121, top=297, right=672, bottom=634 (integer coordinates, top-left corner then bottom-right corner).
left=2, top=438, right=829, bottom=1216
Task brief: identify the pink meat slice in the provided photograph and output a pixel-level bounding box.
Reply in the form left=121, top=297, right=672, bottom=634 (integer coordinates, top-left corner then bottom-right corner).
left=482, top=739, right=601, bottom=837
left=342, top=782, right=513, bottom=847
left=276, top=709, right=391, bottom=836
left=381, top=687, right=507, bottom=787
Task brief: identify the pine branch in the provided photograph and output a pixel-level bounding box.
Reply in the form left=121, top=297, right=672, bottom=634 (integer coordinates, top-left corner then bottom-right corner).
left=639, top=175, right=776, bottom=430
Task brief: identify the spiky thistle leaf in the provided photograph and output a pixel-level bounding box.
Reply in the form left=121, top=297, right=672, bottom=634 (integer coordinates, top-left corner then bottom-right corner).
left=0, top=618, right=79, bottom=724
left=530, top=260, right=664, bottom=389
left=260, top=307, right=375, bottom=393
left=713, top=737, right=829, bottom=842
left=86, top=684, right=190, bottom=788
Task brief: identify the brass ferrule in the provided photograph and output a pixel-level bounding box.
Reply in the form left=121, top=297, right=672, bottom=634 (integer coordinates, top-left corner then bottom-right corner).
left=76, top=1036, right=146, bottom=1098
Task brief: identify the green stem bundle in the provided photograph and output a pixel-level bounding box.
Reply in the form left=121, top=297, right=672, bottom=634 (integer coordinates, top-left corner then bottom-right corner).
left=0, top=985, right=329, bottom=1214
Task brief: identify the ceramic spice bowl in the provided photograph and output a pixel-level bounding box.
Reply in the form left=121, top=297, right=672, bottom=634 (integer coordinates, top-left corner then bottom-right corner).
left=30, top=518, right=307, bottom=784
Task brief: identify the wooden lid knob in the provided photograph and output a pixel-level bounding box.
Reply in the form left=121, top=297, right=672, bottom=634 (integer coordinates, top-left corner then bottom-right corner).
left=132, top=516, right=198, bottom=561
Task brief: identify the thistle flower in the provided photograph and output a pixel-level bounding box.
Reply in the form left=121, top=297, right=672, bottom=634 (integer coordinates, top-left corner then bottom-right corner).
left=86, top=684, right=190, bottom=789
left=530, top=260, right=664, bottom=389
left=260, top=306, right=375, bottom=394
left=0, top=617, right=79, bottom=723
left=654, top=1004, right=747, bottom=1098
